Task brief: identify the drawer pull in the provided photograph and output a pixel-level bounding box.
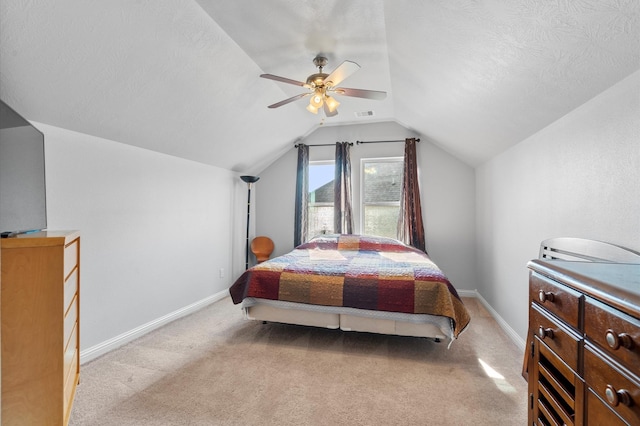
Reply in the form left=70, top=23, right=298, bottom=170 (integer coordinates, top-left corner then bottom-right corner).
left=605, top=385, right=633, bottom=407
left=605, top=329, right=635, bottom=350
left=537, top=326, right=554, bottom=340
left=538, top=290, right=555, bottom=303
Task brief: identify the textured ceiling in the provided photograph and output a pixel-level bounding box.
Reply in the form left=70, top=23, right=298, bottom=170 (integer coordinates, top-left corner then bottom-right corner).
left=1, top=0, right=638, bottom=171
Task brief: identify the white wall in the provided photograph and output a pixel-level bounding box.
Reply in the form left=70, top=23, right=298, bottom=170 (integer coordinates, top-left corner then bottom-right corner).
left=475, top=70, right=640, bottom=345
left=255, top=121, right=477, bottom=291
left=38, top=123, right=240, bottom=353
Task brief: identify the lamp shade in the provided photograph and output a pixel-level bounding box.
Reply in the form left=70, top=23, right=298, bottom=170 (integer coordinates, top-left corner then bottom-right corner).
left=310, top=91, right=324, bottom=108
left=324, top=95, right=340, bottom=113
left=241, top=175, right=260, bottom=183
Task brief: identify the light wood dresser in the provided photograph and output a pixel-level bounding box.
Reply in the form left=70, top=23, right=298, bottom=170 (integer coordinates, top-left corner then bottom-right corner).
left=1, top=230, right=80, bottom=425
left=526, top=259, right=640, bottom=425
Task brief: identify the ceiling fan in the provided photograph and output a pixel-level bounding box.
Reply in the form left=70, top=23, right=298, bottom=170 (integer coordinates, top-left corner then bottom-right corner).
left=260, top=55, right=386, bottom=117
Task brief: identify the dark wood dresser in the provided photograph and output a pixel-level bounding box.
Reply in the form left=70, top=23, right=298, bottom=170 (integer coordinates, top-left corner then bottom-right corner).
left=526, top=260, right=640, bottom=425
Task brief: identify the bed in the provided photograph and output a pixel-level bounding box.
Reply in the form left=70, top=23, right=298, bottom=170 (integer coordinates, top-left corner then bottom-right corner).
left=229, top=234, right=470, bottom=346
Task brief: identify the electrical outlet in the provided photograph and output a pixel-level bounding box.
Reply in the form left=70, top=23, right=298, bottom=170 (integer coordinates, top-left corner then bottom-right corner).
left=219, top=268, right=224, bottom=278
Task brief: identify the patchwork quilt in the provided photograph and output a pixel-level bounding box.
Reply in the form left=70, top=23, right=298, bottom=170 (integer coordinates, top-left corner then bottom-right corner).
left=229, top=234, right=470, bottom=337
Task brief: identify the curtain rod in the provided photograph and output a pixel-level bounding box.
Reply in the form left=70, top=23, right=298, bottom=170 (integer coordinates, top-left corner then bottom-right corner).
left=294, top=139, right=419, bottom=148
left=356, top=138, right=420, bottom=145
left=294, top=142, right=354, bottom=148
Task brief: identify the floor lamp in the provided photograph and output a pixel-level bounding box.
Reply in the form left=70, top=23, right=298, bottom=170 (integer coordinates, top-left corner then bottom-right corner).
left=240, top=175, right=260, bottom=270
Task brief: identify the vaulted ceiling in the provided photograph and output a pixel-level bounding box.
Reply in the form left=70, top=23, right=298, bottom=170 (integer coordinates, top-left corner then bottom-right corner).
left=1, top=1, right=638, bottom=172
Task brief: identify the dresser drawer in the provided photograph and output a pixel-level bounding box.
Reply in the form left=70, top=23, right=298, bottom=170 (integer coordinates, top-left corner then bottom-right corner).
left=585, top=297, right=640, bottom=369
left=530, top=272, right=582, bottom=329
left=587, top=389, right=627, bottom=426
left=531, top=303, right=581, bottom=372
left=64, top=295, right=78, bottom=346
left=64, top=267, right=79, bottom=314
left=63, top=345, right=79, bottom=411
left=63, top=322, right=78, bottom=380
left=64, top=238, right=79, bottom=279
left=584, top=344, right=640, bottom=424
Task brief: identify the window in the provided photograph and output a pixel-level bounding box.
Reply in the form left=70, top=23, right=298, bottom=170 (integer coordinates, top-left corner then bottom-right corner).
left=361, top=158, right=403, bottom=239
left=308, top=162, right=334, bottom=237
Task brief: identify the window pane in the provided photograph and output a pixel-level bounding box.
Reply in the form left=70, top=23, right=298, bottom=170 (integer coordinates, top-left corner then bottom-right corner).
left=363, top=205, right=400, bottom=239
left=308, top=205, right=333, bottom=237
left=363, top=161, right=402, bottom=202
left=309, top=164, right=334, bottom=194
left=309, top=163, right=334, bottom=237
left=362, top=159, right=403, bottom=239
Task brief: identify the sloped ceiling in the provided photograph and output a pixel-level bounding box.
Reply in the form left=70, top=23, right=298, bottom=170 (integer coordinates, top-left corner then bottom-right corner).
left=1, top=0, right=638, bottom=172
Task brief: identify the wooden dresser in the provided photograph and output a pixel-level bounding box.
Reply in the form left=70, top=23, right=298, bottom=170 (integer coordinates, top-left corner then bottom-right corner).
left=1, top=231, right=80, bottom=425
left=526, top=260, right=640, bottom=425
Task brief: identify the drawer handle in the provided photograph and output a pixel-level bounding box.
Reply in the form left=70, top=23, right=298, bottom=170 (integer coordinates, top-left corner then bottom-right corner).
left=537, top=326, right=554, bottom=340
left=605, top=330, right=635, bottom=350
left=538, top=290, right=555, bottom=303
left=605, top=385, right=633, bottom=407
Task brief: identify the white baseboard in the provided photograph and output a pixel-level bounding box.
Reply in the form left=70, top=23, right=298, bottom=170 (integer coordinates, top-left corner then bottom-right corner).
left=80, top=289, right=229, bottom=364
left=458, top=289, right=525, bottom=352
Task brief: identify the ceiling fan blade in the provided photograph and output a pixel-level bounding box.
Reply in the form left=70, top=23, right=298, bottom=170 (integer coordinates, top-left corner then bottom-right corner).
left=323, top=102, right=338, bottom=117
left=260, top=74, right=306, bottom=87
left=267, top=93, right=309, bottom=109
left=323, top=60, right=360, bottom=87
left=333, top=87, right=387, bottom=100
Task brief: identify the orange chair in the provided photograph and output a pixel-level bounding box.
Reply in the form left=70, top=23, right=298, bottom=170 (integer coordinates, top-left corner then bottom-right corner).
left=251, top=236, right=274, bottom=263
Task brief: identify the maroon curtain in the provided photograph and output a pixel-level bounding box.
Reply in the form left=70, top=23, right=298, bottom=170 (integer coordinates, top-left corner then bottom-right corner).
left=397, top=138, right=426, bottom=252
left=334, top=142, right=353, bottom=234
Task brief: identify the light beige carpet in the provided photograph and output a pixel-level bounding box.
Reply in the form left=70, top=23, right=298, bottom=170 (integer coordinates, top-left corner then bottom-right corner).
left=69, top=296, right=528, bottom=425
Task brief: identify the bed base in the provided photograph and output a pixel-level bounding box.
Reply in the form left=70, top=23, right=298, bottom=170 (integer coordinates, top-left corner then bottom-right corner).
left=244, top=304, right=447, bottom=341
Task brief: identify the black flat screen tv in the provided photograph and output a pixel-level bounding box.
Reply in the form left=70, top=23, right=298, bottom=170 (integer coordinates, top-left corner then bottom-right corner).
left=0, top=99, right=47, bottom=237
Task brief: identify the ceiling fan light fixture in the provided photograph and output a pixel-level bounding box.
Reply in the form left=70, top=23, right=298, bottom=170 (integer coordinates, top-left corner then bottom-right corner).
left=260, top=55, right=386, bottom=117
left=325, top=95, right=340, bottom=113
left=310, top=90, right=324, bottom=108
